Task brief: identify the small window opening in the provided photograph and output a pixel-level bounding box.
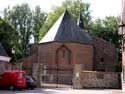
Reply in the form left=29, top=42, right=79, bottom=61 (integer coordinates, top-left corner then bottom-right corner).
left=101, top=58, right=104, bottom=62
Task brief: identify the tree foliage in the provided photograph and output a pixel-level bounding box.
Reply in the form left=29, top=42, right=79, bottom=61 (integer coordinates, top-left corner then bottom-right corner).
left=0, top=17, right=16, bottom=56
left=90, top=16, right=121, bottom=62
left=90, top=16, right=120, bottom=48
left=32, top=6, right=47, bottom=42
left=3, top=4, right=47, bottom=58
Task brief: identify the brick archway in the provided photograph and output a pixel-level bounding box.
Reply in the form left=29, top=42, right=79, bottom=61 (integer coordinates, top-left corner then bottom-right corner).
left=56, top=45, right=73, bottom=85
left=56, top=45, right=71, bottom=69
left=42, top=44, right=73, bottom=87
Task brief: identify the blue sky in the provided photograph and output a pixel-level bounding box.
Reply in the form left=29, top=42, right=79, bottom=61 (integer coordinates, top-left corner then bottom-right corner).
left=0, top=0, right=122, bottom=19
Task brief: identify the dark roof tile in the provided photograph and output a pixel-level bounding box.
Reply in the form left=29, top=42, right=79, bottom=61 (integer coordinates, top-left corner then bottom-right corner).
left=39, top=10, right=92, bottom=43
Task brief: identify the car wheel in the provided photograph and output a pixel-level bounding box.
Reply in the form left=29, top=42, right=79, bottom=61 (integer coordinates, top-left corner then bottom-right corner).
left=18, top=87, right=23, bottom=90
left=30, top=87, right=34, bottom=90
left=9, top=85, right=15, bottom=90
left=27, top=86, right=30, bottom=90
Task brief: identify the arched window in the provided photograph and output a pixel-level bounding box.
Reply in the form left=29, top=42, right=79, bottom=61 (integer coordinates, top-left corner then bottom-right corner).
left=101, top=58, right=104, bottom=62
left=56, top=45, right=71, bottom=65
left=97, top=57, right=105, bottom=71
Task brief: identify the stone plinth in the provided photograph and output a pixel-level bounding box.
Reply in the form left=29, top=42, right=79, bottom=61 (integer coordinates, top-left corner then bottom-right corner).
left=80, top=71, right=121, bottom=89
left=72, top=64, right=82, bottom=89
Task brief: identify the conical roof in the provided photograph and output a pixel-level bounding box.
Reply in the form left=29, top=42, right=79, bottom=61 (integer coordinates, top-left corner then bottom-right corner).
left=39, top=10, right=92, bottom=44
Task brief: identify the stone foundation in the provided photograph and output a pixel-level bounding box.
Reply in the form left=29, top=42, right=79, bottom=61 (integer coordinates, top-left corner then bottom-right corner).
left=32, top=63, right=42, bottom=87
left=80, top=71, right=121, bottom=89
left=72, top=64, right=82, bottom=89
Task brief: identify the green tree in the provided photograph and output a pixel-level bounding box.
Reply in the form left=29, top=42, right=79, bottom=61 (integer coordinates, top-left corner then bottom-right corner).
left=90, top=16, right=121, bottom=63
left=0, top=17, right=16, bottom=56
left=32, top=6, right=47, bottom=42
left=90, top=16, right=120, bottom=48
left=39, top=0, right=91, bottom=39
left=4, top=4, right=33, bottom=57
left=3, top=4, right=47, bottom=58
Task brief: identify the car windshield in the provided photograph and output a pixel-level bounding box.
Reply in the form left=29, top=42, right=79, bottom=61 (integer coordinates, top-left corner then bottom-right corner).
left=26, top=76, right=34, bottom=82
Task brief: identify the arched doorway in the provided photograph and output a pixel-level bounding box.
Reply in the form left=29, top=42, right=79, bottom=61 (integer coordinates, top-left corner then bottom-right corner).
left=56, top=45, right=72, bottom=85
left=42, top=45, right=73, bottom=88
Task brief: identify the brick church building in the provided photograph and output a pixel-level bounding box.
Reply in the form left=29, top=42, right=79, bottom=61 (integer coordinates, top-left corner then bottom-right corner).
left=23, top=10, right=121, bottom=88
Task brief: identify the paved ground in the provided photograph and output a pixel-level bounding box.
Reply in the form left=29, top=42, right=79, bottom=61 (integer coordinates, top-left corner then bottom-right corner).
left=0, top=88, right=125, bottom=94
left=0, top=82, right=124, bottom=94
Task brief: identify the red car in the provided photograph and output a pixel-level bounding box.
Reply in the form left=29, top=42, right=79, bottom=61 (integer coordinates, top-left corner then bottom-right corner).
left=0, top=70, right=26, bottom=90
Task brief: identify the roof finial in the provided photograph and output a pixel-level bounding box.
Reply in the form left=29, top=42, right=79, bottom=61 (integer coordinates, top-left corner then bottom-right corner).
left=77, top=12, right=84, bottom=29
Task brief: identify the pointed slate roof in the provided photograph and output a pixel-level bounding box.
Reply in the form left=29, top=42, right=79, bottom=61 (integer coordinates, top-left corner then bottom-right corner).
left=0, top=42, right=8, bottom=57
left=39, top=10, right=92, bottom=44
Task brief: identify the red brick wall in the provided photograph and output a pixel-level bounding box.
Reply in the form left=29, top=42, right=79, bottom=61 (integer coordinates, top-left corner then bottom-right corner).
left=91, top=37, right=117, bottom=72
left=38, top=42, right=94, bottom=71
left=31, top=43, right=38, bottom=54
left=22, top=37, right=117, bottom=76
